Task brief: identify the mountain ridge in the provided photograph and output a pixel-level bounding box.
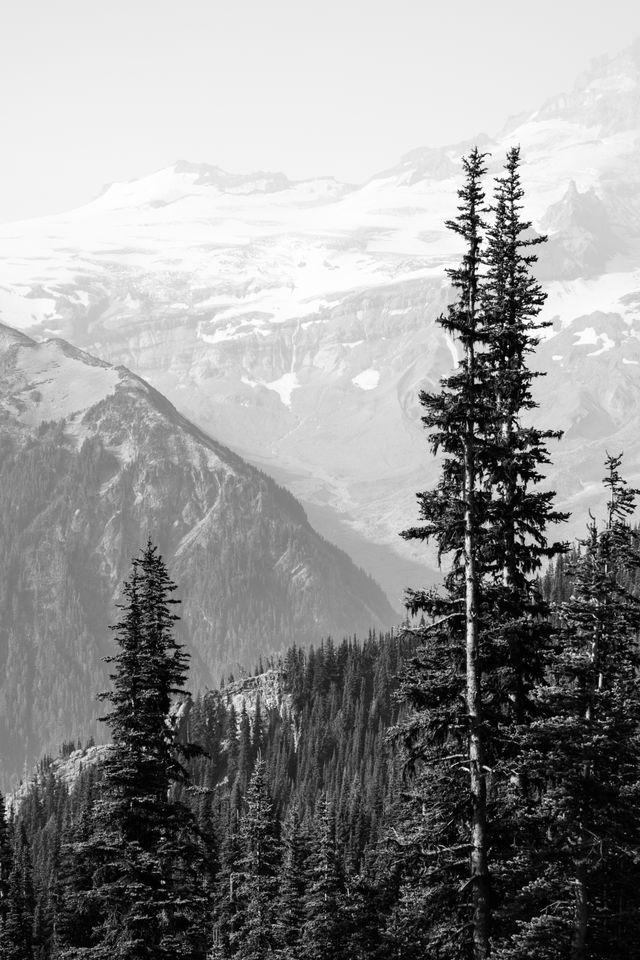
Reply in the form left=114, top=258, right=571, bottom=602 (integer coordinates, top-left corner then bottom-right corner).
left=1, top=39, right=640, bottom=599
left=0, top=321, right=396, bottom=786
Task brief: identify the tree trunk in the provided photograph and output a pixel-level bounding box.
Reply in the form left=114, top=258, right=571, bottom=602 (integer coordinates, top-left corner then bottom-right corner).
left=502, top=477, right=525, bottom=724
left=571, top=867, right=588, bottom=960
left=464, top=432, right=490, bottom=960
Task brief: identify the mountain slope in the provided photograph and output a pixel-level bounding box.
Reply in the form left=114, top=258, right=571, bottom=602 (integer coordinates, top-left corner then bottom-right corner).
left=0, top=323, right=396, bottom=785
left=1, top=40, right=640, bottom=598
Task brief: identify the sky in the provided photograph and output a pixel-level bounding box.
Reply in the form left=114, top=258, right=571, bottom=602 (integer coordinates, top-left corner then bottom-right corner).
left=1, top=0, right=640, bottom=222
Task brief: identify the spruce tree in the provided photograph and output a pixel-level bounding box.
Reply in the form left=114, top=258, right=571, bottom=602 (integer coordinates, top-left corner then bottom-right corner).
left=300, top=799, right=346, bottom=960
left=274, top=807, right=308, bottom=959
left=399, top=147, right=493, bottom=960
left=214, top=820, right=243, bottom=959
left=480, top=144, right=566, bottom=724
left=0, top=791, right=12, bottom=946
left=493, top=456, right=640, bottom=960
left=231, top=758, right=281, bottom=960
left=399, top=148, right=565, bottom=959
left=1, top=825, right=35, bottom=960
left=54, top=775, right=100, bottom=955
left=56, top=541, right=208, bottom=959
left=478, top=147, right=567, bottom=943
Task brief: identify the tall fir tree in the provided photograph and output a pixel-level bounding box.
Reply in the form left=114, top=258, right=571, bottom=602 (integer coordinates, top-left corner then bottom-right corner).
left=231, top=758, right=281, bottom=960
left=55, top=541, right=209, bottom=959
left=399, top=147, right=494, bottom=960
left=399, top=147, right=565, bottom=958
left=274, top=806, right=308, bottom=960
left=478, top=146, right=567, bottom=944
left=479, top=144, right=566, bottom=723
left=300, top=799, right=346, bottom=960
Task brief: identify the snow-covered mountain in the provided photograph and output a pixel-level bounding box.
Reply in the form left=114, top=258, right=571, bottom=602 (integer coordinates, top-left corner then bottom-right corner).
left=2, top=40, right=640, bottom=602
left=0, top=323, right=395, bottom=785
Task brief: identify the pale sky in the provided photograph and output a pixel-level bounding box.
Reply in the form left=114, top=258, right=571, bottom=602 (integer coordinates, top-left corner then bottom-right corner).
left=1, top=0, right=639, bottom=222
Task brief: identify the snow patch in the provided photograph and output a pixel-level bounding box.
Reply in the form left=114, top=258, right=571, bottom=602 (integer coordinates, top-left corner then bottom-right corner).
left=574, top=327, right=599, bottom=346
left=264, top=372, right=299, bottom=408
left=0, top=288, right=60, bottom=330
left=543, top=272, right=640, bottom=331
left=241, top=371, right=300, bottom=408
left=352, top=369, right=380, bottom=391
left=573, top=328, right=615, bottom=355
left=445, top=334, right=459, bottom=369
left=197, top=318, right=263, bottom=345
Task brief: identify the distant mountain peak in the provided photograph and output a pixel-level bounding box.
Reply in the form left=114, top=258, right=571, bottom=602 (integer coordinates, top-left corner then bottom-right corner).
left=541, top=180, right=609, bottom=231
left=372, top=133, right=495, bottom=185
left=172, top=159, right=293, bottom=194
left=534, top=36, right=640, bottom=133
left=90, top=160, right=353, bottom=212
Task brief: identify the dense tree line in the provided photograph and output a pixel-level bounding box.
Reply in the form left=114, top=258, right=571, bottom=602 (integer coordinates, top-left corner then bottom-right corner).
left=0, top=581, right=413, bottom=957
left=3, top=149, right=640, bottom=958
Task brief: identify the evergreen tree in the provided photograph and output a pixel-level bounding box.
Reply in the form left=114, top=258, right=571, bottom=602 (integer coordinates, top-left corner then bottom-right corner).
left=300, top=799, right=346, bottom=960
left=0, top=791, right=12, bottom=945
left=231, top=758, right=281, bottom=960
left=342, top=863, right=387, bottom=960
left=54, top=775, right=99, bottom=954
left=480, top=144, right=566, bottom=724
left=274, top=807, right=308, bottom=959
left=56, top=541, right=209, bottom=959
left=1, top=825, right=35, bottom=960
left=478, top=146, right=568, bottom=944
left=399, top=147, right=493, bottom=959
left=398, top=148, right=565, bottom=959
left=214, top=816, right=243, bottom=958
left=494, top=456, right=640, bottom=959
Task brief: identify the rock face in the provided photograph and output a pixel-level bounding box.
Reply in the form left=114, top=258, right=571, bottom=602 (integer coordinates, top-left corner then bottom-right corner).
left=1, top=41, right=640, bottom=601
left=0, top=325, right=396, bottom=786
left=8, top=668, right=293, bottom=806
left=7, top=744, right=109, bottom=813
left=222, top=669, right=292, bottom=722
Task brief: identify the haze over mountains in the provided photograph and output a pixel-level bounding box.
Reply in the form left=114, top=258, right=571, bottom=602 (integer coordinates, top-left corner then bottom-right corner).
left=1, top=40, right=640, bottom=605
left=0, top=323, right=394, bottom=783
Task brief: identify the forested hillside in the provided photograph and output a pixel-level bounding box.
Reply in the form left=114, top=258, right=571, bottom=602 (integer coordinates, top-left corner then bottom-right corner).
left=3, top=628, right=414, bottom=958
left=4, top=515, right=640, bottom=960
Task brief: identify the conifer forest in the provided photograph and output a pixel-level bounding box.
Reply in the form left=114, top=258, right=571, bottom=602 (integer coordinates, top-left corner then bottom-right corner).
left=3, top=147, right=640, bottom=960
